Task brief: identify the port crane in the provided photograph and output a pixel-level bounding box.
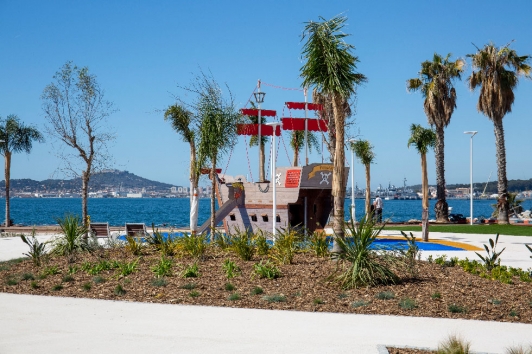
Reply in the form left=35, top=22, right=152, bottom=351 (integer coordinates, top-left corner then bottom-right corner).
left=480, top=171, right=492, bottom=198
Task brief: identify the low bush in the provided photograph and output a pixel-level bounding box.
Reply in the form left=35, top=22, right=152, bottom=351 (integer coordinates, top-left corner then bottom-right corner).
left=180, top=283, right=196, bottom=290
left=52, top=284, right=63, bottom=291
left=151, top=278, right=168, bottom=287
left=431, top=291, right=442, bottom=299
left=22, top=273, right=34, bottom=281
left=228, top=293, right=241, bottom=301
left=30, top=281, right=39, bottom=289
left=50, top=214, right=92, bottom=259
left=262, top=294, right=286, bottom=303
left=437, top=334, right=471, bottom=354
left=475, top=233, right=505, bottom=271
left=270, top=227, right=301, bottom=265
left=62, top=275, right=74, bottom=282
left=117, top=259, right=139, bottom=277
left=313, top=298, right=324, bottom=305
left=182, top=263, right=200, bottom=278
left=189, top=290, right=200, bottom=298
left=82, top=282, right=92, bottom=291
left=351, top=300, right=370, bottom=308
left=448, top=304, right=467, bottom=314
left=124, top=235, right=144, bottom=256
left=20, top=228, right=47, bottom=266
left=93, top=276, right=106, bottom=284
left=376, top=291, right=395, bottom=300
left=151, top=256, right=173, bottom=278
left=114, top=284, right=126, bottom=295
left=399, top=297, right=416, bottom=310
left=180, top=233, right=207, bottom=259
left=230, top=230, right=255, bottom=261
left=224, top=283, right=236, bottom=291
left=309, top=231, right=329, bottom=258
left=250, top=286, right=263, bottom=295
left=222, top=259, right=240, bottom=279
left=254, top=231, right=270, bottom=256
left=253, top=260, right=281, bottom=279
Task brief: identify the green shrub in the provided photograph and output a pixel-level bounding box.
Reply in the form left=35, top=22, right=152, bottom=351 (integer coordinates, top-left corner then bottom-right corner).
left=431, top=292, right=442, bottom=299
left=67, top=265, right=79, bottom=275
left=509, top=309, right=519, bottom=317
left=490, top=298, right=501, bottom=305
left=151, top=256, right=173, bottom=278
left=180, top=283, right=196, bottom=290
left=309, top=231, right=329, bottom=258
left=332, top=215, right=399, bottom=289
left=52, top=284, right=63, bottom=291
left=437, top=334, right=471, bottom=354
left=50, top=214, right=91, bottom=258
left=82, top=282, right=92, bottom=291
left=270, top=227, right=301, bottom=265
left=222, top=259, right=240, bottom=279
left=114, top=284, right=126, bottom=295
left=224, top=283, right=236, bottom=291
left=213, top=231, right=231, bottom=250
left=93, top=276, right=106, bottom=284
left=376, top=291, right=395, bottom=300
left=313, top=298, right=324, bottom=305
left=30, top=281, right=39, bottom=289
left=22, top=273, right=34, bottom=281
left=399, top=297, right=416, bottom=310
left=253, top=260, right=281, bottom=279
left=230, top=229, right=255, bottom=261
left=180, top=233, right=208, bottom=259
left=146, top=225, right=177, bottom=256
left=182, top=263, right=200, bottom=278
left=41, top=265, right=60, bottom=277
left=338, top=292, right=348, bottom=299
left=20, top=228, right=47, bottom=266
left=228, top=293, right=241, bottom=301
left=189, top=290, right=200, bottom=298
left=62, top=275, right=74, bottom=282
left=117, top=259, right=139, bottom=277
left=262, top=294, right=286, bottom=303
left=250, top=286, right=263, bottom=295
left=124, top=235, right=144, bottom=256
left=151, top=278, right=168, bottom=287
left=254, top=231, right=270, bottom=256
left=448, top=304, right=467, bottom=314
left=6, top=277, right=18, bottom=286
left=352, top=300, right=370, bottom=308
left=475, top=233, right=506, bottom=271
left=400, top=231, right=419, bottom=277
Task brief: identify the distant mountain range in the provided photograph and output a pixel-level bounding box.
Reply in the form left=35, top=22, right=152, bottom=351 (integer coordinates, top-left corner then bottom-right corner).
left=410, top=179, right=532, bottom=194
left=0, top=169, right=175, bottom=193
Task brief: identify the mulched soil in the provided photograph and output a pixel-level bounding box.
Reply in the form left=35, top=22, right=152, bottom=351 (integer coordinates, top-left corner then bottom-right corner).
left=386, top=348, right=434, bottom=354
left=1, top=246, right=532, bottom=324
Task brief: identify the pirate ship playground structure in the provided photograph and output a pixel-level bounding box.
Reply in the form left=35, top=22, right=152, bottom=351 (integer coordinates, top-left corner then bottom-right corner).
left=197, top=82, right=348, bottom=235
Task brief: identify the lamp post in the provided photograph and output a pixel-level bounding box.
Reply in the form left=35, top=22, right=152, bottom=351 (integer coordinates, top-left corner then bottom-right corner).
left=348, top=139, right=357, bottom=225
left=253, top=81, right=265, bottom=182
left=464, top=131, right=477, bottom=225
left=266, top=121, right=281, bottom=242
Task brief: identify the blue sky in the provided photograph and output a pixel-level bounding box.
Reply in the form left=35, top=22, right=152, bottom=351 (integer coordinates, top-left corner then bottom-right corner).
left=1, top=0, right=531, bottom=191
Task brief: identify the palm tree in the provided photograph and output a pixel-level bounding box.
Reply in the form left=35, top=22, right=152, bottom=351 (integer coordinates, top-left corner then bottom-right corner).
left=164, top=104, right=202, bottom=234
left=467, top=42, right=531, bottom=224
left=351, top=140, right=375, bottom=216
left=407, top=124, right=436, bottom=241
left=300, top=15, right=367, bottom=250
left=289, top=130, right=320, bottom=166
left=0, top=115, right=44, bottom=227
left=195, top=73, right=240, bottom=238
left=407, top=53, right=464, bottom=222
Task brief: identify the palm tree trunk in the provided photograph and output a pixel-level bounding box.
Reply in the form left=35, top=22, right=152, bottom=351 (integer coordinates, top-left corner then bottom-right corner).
left=210, top=156, right=217, bottom=239
left=494, top=120, right=509, bottom=224
left=259, top=141, right=265, bottom=182
left=331, top=95, right=345, bottom=252
left=434, top=126, right=448, bottom=222
left=293, top=146, right=299, bottom=167
left=421, top=153, right=429, bottom=241
left=4, top=152, right=11, bottom=227
left=365, top=164, right=371, bottom=216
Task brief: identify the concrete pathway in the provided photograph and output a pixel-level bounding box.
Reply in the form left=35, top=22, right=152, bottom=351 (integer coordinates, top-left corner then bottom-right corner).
left=1, top=232, right=532, bottom=353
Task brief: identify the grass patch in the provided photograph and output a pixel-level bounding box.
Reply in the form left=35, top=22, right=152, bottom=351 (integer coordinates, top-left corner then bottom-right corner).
left=448, top=303, right=467, bottom=313
left=376, top=291, right=395, bottom=300
left=0, top=257, right=26, bottom=271
left=182, top=263, right=200, bottom=278
left=22, top=273, right=35, bottom=281
left=338, top=292, right=348, bottom=299
left=6, top=277, right=18, bottom=286
left=431, top=291, right=442, bottom=299
left=180, top=283, right=196, bottom=290
left=262, top=294, right=286, bottom=303
left=151, top=278, right=168, bottom=287
left=352, top=300, right=370, bottom=308
left=437, top=334, right=471, bottom=354
left=313, top=298, right=324, bottom=305
left=384, top=224, right=532, bottom=236
left=62, top=275, right=75, bottom=282
left=253, top=260, right=280, bottom=279
left=399, top=297, right=417, bottom=310
left=228, top=293, right=241, bottom=301
left=114, top=284, right=126, bottom=295
left=30, top=281, right=39, bottom=289
left=224, top=283, right=236, bottom=291
left=250, top=286, right=263, bottom=295
left=509, top=309, right=519, bottom=317
left=490, top=298, right=502, bottom=305
left=189, top=290, right=200, bottom=298
left=82, top=282, right=92, bottom=291
left=52, top=284, right=63, bottom=291
left=93, top=276, right=106, bottom=284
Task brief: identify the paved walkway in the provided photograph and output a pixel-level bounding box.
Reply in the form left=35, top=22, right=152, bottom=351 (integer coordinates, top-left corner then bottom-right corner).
left=1, top=231, right=531, bottom=353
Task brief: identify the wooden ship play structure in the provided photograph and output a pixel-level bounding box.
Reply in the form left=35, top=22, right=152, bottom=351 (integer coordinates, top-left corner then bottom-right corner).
left=198, top=82, right=348, bottom=235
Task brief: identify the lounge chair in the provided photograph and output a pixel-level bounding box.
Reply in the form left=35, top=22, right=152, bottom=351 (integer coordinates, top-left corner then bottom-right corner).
left=125, top=223, right=147, bottom=237
left=89, top=222, right=111, bottom=238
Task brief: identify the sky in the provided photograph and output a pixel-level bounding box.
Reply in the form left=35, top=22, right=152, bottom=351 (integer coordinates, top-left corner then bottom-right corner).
left=1, top=0, right=531, bottom=191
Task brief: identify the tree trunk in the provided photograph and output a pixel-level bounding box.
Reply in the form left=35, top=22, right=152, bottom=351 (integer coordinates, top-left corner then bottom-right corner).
left=293, top=146, right=299, bottom=167
left=331, top=95, right=345, bottom=253
left=81, top=170, right=90, bottom=239
left=259, top=140, right=265, bottom=182
left=210, top=157, right=217, bottom=239
left=365, top=164, right=371, bottom=216
left=421, top=153, right=429, bottom=241
left=189, top=143, right=199, bottom=234
left=494, top=120, right=509, bottom=224
left=434, top=126, right=448, bottom=222
left=4, top=152, right=11, bottom=227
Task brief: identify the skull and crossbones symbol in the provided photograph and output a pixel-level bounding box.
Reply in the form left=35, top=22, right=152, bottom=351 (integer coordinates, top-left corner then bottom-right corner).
left=275, top=173, right=282, bottom=186
left=320, top=172, right=331, bottom=185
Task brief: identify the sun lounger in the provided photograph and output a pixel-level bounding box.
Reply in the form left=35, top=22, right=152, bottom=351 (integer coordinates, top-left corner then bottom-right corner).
left=125, top=223, right=147, bottom=237
left=89, top=222, right=111, bottom=238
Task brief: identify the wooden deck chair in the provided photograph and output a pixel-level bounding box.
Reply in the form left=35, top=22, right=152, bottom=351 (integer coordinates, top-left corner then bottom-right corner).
left=90, top=222, right=111, bottom=238
left=125, top=223, right=147, bottom=238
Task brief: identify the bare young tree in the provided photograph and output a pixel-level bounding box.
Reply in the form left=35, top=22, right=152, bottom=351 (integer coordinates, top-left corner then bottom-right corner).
left=41, top=61, right=116, bottom=228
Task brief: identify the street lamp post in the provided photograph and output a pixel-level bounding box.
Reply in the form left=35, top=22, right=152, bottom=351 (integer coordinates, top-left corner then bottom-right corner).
left=266, top=121, right=281, bottom=242
left=348, top=139, right=357, bottom=224
left=464, top=131, right=478, bottom=225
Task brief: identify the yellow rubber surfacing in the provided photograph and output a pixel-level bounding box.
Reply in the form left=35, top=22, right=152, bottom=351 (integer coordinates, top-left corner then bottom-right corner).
left=376, top=236, right=482, bottom=251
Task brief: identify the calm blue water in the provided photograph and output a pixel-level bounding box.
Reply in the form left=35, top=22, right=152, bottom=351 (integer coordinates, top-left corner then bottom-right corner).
left=1, top=197, right=530, bottom=227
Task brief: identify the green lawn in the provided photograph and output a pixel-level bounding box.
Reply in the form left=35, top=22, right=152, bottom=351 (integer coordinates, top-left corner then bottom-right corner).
left=384, top=224, right=532, bottom=236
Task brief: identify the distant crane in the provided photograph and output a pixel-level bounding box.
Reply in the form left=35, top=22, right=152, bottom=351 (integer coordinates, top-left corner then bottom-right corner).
left=480, top=171, right=492, bottom=198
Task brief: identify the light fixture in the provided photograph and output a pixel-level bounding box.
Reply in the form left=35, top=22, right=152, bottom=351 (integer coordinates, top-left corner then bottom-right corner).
left=253, top=92, right=265, bottom=104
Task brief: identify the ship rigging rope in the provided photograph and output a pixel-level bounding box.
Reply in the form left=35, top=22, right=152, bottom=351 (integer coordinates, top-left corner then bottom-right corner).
left=262, top=82, right=304, bottom=92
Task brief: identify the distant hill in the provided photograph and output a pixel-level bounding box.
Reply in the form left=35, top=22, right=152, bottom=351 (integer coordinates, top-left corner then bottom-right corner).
left=0, top=170, right=175, bottom=192
left=409, top=178, right=532, bottom=194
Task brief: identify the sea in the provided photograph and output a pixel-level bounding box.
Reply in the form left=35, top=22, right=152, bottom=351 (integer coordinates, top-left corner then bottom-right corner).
left=2, top=198, right=531, bottom=228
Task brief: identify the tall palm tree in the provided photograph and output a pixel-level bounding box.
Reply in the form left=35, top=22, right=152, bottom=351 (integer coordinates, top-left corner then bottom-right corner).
left=301, top=15, right=367, bottom=250
left=164, top=104, right=202, bottom=234
left=407, top=53, right=464, bottom=223
left=289, top=130, right=320, bottom=166
left=351, top=140, right=375, bottom=216
left=195, top=73, right=240, bottom=238
left=467, top=42, right=531, bottom=224
left=0, top=115, right=44, bottom=227
left=407, top=124, right=436, bottom=241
